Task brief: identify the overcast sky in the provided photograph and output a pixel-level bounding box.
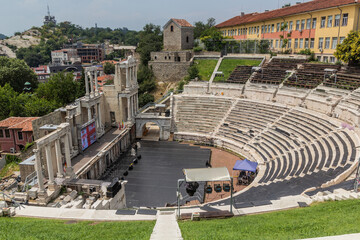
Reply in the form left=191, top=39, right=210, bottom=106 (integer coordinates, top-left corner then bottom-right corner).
left=0, top=0, right=310, bottom=36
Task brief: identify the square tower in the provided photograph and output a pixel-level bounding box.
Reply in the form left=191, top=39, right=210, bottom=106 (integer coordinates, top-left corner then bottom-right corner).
left=163, top=18, right=194, bottom=51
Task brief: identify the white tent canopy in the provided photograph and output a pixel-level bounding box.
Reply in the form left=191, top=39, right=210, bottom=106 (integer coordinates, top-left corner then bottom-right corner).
left=183, top=167, right=231, bottom=182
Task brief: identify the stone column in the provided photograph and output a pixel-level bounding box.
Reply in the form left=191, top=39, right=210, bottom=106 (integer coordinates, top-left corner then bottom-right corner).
left=88, top=107, right=92, bottom=122
left=85, top=71, right=89, bottom=97
left=89, top=72, right=94, bottom=96
left=127, top=96, right=131, bottom=121
left=95, top=69, right=99, bottom=94
left=64, top=133, right=74, bottom=178
left=97, top=103, right=102, bottom=131
left=45, top=144, right=55, bottom=184
left=33, top=149, right=45, bottom=192
left=125, top=67, right=130, bottom=89
left=55, top=139, right=64, bottom=177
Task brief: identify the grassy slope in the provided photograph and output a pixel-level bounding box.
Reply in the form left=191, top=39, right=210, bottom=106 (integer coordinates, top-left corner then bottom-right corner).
left=194, top=59, right=218, bottom=81
left=215, top=59, right=262, bottom=81
left=0, top=162, right=19, bottom=178
left=0, top=217, right=155, bottom=240
left=179, top=199, right=360, bottom=240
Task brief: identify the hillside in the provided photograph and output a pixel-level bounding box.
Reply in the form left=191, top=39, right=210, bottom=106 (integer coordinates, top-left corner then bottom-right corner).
left=0, top=33, right=6, bottom=40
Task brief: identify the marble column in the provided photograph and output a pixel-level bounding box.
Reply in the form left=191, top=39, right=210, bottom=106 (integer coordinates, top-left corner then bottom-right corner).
left=125, top=67, right=130, bottom=89
left=97, top=103, right=102, bottom=130
left=127, top=96, right=131, bottom=121
left=85, top=71, right=89, bottom=97
left=55, top=139, right=64, bottom=177
left=88, top=107, right=92, bottom=122
left=89, top=72, right=94, bottom=96
left=33, top=149, right=45, bottom=192
left=63, top=133, right=74, bottom=178
left=45, top=144, right=55, bottom=184
left=95, top=70, right=99, bottom=94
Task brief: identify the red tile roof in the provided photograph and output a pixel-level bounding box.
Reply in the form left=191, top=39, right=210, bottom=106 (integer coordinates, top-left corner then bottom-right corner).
left=172, top=18, right=193, bottom=28
left=216, top=0, right=357, bottom=28
left=0, top=117, right=39, bottom=132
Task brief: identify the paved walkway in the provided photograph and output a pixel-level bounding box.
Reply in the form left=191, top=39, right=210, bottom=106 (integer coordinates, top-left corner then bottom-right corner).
left=72, top=128, right=122, bottom=173
left=14, top=205, right=156, bottom=221
left=301, top=233, right=360, bottom=239
left=150, top=211, right=183, bottom=240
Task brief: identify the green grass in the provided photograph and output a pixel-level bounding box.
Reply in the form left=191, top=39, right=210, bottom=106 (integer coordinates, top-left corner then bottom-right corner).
left=0, top=217, right=155, bottom=240
left=194, top=59, right=218, bottom=81
left=0, top=162, right=19, bottom=178
left=215, top=59, right=261, bottom=81
left=179, top=199, right=360, bottom=240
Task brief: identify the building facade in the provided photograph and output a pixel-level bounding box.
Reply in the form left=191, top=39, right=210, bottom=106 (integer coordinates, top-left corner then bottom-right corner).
left=0, top=117, right=39, bottom=153
left=216, top=0, right=359, bottom=62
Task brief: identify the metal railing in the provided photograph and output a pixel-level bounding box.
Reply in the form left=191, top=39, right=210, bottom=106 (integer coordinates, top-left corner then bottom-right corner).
left=137, top=90, right=183, bottom=114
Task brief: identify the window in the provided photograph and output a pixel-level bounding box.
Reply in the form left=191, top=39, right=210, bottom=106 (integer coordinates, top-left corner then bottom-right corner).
left=334, top=14, right=341, bottom=27
left=342, top=13, right=348, bottom=26
left=289, top=21, right=293, bottom=30
left=295, top=38, right=299, bottom=48
left=268, top=25, right=271, bottom=32
left=271, top=24, right=275, bottom=32
left=323, top=56, right=329, bottom=63
left=18, top=132, right=23, bottom=140
left=277, top=23, right=280, bottom=32
left=327, top=15, right=333, bottom=27
left=270, top=40, right=273, bottom=48
left=330, top=57, right=336, bottom=63
left=284, top=22, right=288, bottom=31
left=301, top=19, right=305, bottom=30
left=280, top=39, right=283, bottom=48
left=305, top=38, right=309, bottom=48
left=296, top=20, right=300, bottom=30
left=318, top=37, right=324, bottom=49
left=257, top=26, right=259, bottom=34
left=186, top=36, right=189, bottom=43
left=325, top=37, right=330, bottom=49
left=275, top=40, right=279, bottom=48
left=288, top=39, right=292, bottom=48
left=312, top=18, right=317, bottom=29
left=332, top=37, right=338, bottom=49
left=310, top=38, right=315, bottom=48
left=320, top=16, right=326, bottom=28
left=170, top=26, right=174, bottom=32
left=317, top=56, right=321, bottom=61
left=0, top=129, right=3, bottom=138
left=340, top=37, right=345, bottom=44
left=306, top=19, right=311, bottom=29
left=5, top=129, right=10, bottom=138
left=299, top=38, right=304, bottom=48
left=261, top=26, right=264, bottom=33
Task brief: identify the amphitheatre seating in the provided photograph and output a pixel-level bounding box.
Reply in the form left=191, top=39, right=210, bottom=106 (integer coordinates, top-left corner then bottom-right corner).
left=251, top=58, right=306, bottom=85
left=284, top=63, right=340, bottom=89
left=324, top=72, right=360, bottom=90
left=217, top=101, right=288, bottom=147
left=227, top=65, right=253, bottom=83
left=175, top=96, right=233, bottom=135
left=337, top=89, right=360, bottom=111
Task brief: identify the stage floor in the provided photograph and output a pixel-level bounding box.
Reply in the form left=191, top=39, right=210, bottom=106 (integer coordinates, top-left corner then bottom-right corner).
left=123, top=141, right=210, bottom=208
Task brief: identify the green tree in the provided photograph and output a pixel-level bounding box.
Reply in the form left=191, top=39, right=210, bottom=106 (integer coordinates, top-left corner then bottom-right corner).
left=0, top=57, right=38, bottom=92
left=137, top=24, right=163, bottom=65
left=0, top=84, right=18, bottom=120
left=103, top=62, right=115, bottom=74
left=200, top=27, right=225, bottom=51
left=194, top=18, right=216, bottom=39
left=35, top=72, right=81, bottom=107
left=335, top=31, right=360, bottom=65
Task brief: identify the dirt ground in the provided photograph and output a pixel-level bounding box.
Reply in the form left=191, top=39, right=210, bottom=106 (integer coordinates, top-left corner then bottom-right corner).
left=181, top=143, right=247, bottom=204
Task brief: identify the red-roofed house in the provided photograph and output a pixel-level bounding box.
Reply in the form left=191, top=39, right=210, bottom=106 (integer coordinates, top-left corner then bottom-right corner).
left=163, top=18, right=194, bottom=50
left=0, top=117, right=39, bottom=153
left=32, top=65, right=50, bottom=83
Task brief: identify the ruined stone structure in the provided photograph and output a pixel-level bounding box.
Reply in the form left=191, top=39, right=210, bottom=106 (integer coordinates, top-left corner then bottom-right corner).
left=149, top=19, right=194, bottom=82
left=163, top=18, right=194, bottom=51
left=103, top=56, right=139, bottom=125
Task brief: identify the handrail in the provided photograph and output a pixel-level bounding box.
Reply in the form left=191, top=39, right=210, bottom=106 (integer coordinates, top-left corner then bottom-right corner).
left=137, top=90, right=182, bottom=114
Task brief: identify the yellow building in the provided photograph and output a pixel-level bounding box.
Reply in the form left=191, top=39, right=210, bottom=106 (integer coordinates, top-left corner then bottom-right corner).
left=216, top=0, right=360, bottom=62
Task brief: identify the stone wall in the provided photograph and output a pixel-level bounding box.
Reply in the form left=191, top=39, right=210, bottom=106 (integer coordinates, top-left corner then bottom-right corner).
left=180, top=27, right=194, bottom=50
left=32, top=111, right=63, bottom=140
left=149, top=61, right=192, bottom=82
left=150, top=51, right=192, bottom=63
left=163, top=22, right=182, bottom=51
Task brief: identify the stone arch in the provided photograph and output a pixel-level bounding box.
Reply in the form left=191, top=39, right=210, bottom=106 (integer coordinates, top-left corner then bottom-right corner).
left=135, top=118, right=170, bottom=141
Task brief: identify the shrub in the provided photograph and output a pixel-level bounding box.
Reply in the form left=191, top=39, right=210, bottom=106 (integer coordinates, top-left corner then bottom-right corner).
left=5, top=155, right=21, bottom=164
left=193, top=46, right=203, bottom=52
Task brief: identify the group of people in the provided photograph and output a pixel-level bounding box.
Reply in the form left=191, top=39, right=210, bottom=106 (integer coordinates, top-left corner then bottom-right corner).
left=237, top=170, right=257, bottom=185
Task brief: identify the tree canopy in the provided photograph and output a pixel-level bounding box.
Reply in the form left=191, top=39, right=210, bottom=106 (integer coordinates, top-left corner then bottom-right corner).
left=193, top=18, right=216, bottom=39
left=335, top=31, right=360, bottom=65
left=0, top=56, right=38, bottom=92
left=137, top=24, right=163, bottom=66
left=103, top=62, right=115, bottom=74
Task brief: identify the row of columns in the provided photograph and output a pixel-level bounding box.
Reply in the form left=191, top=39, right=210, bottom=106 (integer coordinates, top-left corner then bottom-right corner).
left=127, top=93, right=139, bottom=122
left=85, top=69, right=99, bottom=98
left=86, top=102, right=103, bottom=134
left=34, top=132, right=73, bottom=192
left=125, top=66, right=137, bottom=90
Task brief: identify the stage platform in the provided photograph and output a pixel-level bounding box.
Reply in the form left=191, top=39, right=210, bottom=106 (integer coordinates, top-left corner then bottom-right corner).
left=102, top=141, right=211, bottom=208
